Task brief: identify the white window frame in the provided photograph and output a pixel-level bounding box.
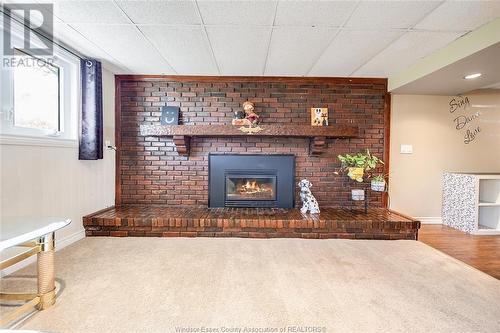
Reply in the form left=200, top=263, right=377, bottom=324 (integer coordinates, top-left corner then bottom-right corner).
left=0, top=14, right=80, bottom=143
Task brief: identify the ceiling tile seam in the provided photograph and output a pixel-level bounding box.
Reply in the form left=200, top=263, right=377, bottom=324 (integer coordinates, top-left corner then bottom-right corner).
left=129, top=23, right=341, bottom=28
left=410, top=27, right=470, bottom=34
left=65, top=24, right=133, bottom=73
left=28, top=0, right=133, bottom=73
left=112, top=0, right=178, bottom=74
left=129, top=25, right=179, bottom=74
left=194, top=0, right=221, bottom=75
left=56, top=23, right=134, bottom=26
left=47, top=22, right=470, bottom=35
left=304, top=0, right=362, bottom=76
left=262, top=0, right=279, bottom=75
left=347, top=32, right=405, bottom=77
left=349, top=0, right=447, bottom=77
left=51, top=23, right=469, bottom=34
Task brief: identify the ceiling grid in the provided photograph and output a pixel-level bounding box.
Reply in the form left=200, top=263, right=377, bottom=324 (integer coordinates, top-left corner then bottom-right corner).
left=3, top=0, right=498, bottom=86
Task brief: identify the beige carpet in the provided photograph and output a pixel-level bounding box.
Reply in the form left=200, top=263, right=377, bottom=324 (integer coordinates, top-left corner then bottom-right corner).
left=1, top=238, right=499, bottom=333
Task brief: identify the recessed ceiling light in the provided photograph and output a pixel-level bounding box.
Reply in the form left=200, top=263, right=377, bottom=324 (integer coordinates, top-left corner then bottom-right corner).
left=464, top=73, right=482, bottom=80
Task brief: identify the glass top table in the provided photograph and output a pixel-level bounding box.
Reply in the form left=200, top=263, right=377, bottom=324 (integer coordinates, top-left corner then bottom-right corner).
left=1, top=217, right=71, bottom=325
left=0, top=217, right=71, bottom=251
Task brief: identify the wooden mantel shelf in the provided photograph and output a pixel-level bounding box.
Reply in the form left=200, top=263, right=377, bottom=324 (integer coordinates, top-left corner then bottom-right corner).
left=140, top=124, right=358, bottom=156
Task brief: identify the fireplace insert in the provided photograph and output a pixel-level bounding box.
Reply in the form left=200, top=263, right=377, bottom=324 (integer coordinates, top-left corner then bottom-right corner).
left=209, top=154, right=295, bottom=208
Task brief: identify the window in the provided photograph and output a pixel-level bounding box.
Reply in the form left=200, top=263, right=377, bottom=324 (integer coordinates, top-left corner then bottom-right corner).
left=13, top=50, right=60, bottom=132
left=1, top=16, right=79, bottom=141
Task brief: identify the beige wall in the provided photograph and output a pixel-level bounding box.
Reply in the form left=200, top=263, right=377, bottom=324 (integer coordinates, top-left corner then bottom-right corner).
left=0, top=68, right=115, bottom=245
left=389, top=91, right=500, bottom=221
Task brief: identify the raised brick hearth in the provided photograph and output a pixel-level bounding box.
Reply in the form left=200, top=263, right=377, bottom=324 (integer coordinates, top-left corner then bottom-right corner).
left=84, top=206, right=420, bottom=240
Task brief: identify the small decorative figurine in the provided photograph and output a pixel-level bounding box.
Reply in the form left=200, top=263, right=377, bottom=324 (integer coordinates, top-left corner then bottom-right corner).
left=233, top=101, right=260, bottom=127
left=243, top=101, right=259, bottom=125
left=298, top=179, right=320, bottom=214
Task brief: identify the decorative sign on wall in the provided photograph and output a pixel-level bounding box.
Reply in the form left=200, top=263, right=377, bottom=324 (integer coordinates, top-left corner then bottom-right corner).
left=160, top=106, right=180, bottom=125
left=448, top=95, right=481, bottom=144
left=311, top=108, right=329, bottom=126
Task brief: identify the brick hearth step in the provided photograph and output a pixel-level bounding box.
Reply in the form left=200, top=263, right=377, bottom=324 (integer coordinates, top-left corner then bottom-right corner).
left=84, top=206, right=420, bottom=240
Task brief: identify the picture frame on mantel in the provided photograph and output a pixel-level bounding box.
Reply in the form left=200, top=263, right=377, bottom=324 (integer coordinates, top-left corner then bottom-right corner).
left=160, top=106, right=180, bottom=125
left=311, top=107, right=328, bottom=126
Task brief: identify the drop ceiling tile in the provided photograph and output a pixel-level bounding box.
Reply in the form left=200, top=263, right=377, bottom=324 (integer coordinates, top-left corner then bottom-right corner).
left=274, top=1, right=357, bottom=27
left=206, top=26, right=271, bottom=75
left=53, top=23, right=107, bottom=58
left=51, top=0, right=129, bottom=24
left=346, top=1, right=441, bottom=30
left=73, top=24, right=175, bottom=74
left=265, top=27, right=336, bottom=76
left=309, top=30, right=403, bottom=77
left=116, top=0, right=201, bottom=25
left=415, top=1, right=500, bottom=31
left=139, top=26, right=217, bottom=75
left=353, top=31, right=463, bottom=78
left=53, top=23, right=129, bottom=73
left=197, top=1, right=277, bottom=26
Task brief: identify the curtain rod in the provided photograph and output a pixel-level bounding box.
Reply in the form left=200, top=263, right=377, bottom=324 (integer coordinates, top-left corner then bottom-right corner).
left=1, top=9, right=86, bottom=61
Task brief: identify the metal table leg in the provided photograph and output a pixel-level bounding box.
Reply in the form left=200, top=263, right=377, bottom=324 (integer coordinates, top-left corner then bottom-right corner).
left=37, top=232, right=55, bottom=310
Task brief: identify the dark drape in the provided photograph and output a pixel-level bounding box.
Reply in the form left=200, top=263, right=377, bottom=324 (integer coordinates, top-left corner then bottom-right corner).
left=79, top=59, right=103, bottom=160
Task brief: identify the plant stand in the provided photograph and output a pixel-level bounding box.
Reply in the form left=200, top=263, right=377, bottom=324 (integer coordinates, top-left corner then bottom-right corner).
left=347, top=183, right=390, bottom=214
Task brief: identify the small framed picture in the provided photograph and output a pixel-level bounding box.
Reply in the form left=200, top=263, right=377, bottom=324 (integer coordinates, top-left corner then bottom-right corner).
left=161, top=106, right=180, bottom=125
left=311, top=108, right=328, bottom=126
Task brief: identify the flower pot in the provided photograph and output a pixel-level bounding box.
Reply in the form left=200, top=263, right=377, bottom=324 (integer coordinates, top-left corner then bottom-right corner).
left=347, top=167, right=364, bottom=182
left=371, top=180, right=386, bottom=192
left=351, top=189, right=365, bottom=201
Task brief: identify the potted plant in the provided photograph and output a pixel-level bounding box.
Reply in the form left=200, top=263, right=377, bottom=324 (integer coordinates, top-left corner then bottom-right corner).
left=336, top=150, right=384, bottom=200
left=337, top=150, right=384, bottom=182
left=370, top=174, right=387, bottom=192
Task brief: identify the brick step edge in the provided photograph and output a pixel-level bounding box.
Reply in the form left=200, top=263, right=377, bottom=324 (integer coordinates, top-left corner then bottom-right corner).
left=85, top=226, right=418, bottom=240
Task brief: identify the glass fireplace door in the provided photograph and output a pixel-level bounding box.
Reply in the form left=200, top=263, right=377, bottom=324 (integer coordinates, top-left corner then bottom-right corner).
left=225, top=175, right=277, bottom=201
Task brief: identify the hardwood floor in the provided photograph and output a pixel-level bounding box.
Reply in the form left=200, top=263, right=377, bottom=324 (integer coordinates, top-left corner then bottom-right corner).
left=419, top=224, right=500, bottom=279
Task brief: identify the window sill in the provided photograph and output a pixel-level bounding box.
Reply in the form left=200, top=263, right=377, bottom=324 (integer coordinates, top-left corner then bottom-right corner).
left=0, top=134, right=78, bottom=148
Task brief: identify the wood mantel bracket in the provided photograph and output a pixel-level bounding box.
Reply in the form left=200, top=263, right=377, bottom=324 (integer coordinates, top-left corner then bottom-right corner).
left=172, top=135, right=190, bottom=156
left=309, top=136, right=326, bottom=156
left=141, top=124, right=358, bottom=157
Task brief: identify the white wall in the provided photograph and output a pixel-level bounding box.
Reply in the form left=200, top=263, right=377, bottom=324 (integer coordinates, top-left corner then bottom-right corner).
left=389, top=91, right=500, bottom=223
left=0, top=69, right=115, bottom=249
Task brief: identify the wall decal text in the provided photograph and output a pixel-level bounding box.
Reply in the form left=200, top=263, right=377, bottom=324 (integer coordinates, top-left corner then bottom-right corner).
left=454, top=111, right=481, bottom=130
left=448, top=95, right=481, bottom=144
left=464, top=126, right=481, bottom=144
left=449, top=96, right=470, bottom=113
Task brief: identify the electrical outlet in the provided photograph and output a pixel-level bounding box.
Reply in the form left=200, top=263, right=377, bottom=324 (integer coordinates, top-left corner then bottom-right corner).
left=400, top=144, right=413, bottom=154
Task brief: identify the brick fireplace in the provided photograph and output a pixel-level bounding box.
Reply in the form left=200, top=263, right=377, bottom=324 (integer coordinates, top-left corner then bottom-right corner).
left=115, top=76, right=389, bottom=209
left=84, top=76, right=420, bottom=240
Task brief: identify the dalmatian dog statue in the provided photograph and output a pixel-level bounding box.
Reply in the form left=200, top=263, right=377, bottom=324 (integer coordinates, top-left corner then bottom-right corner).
left=298, top=179, right=320, bottom=214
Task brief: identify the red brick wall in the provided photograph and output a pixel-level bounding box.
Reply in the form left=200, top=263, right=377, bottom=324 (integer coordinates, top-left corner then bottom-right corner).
left=117, top=77, right=387, bottom=208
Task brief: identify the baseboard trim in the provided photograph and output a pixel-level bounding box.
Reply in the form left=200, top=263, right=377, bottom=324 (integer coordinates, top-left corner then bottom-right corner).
left=417, top=217, right=442, bottom=224
left=0, top=228, right=85, bottom=277
left=56, top=228, right=86, bottom=249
